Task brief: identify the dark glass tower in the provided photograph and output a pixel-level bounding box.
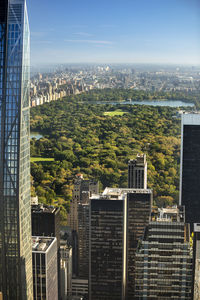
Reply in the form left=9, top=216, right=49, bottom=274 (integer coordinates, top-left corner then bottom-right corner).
left=89, top=188, right=152, bottom=300
left=0, top=0, right=32, bottom=299
left=180, top=114, right=200, bottom=226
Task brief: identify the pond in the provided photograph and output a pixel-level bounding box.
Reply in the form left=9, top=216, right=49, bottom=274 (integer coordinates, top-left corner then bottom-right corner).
left=30, top=132, right=43, bottom=140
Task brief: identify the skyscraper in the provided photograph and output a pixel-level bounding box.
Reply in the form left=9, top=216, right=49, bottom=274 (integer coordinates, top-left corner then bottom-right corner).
left=78, top=202, right=90, bottom=279
left=89, top=188, right=152, bottom=300
left=180, top=113, right=200, bottom=225
left=0, top=1, right=32, bottom=299
left=128, top=154, right=147, bottom=189
left=31, top=204, right=60, bottom=249
left=31, top=204, right=60, bottom=298
left=89, top=194, right=125, bottom=300
left=32, top=237, right=58, bottom=300
left=134, top=206, right=192, bottom=299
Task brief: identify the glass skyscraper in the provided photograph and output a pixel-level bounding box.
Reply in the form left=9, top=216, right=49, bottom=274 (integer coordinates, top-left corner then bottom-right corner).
left=180, top=113, right=200, bottom=226
left=0, top=0, right=33, bottom=299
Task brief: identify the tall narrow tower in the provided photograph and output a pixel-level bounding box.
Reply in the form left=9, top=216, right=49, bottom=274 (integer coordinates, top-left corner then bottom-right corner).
left=180, top=113, right=200, bottom=226
left=0, top=1, right=33, bottom=299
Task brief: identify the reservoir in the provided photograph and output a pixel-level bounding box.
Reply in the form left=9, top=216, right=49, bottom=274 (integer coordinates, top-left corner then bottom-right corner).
left=93, top=100, right=194, bottom=107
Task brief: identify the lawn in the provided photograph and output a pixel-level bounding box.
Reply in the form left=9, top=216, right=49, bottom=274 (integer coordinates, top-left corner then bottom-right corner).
left=31, top=157, right=54, bottom=162
left=103, top=110, right=127, bottom=116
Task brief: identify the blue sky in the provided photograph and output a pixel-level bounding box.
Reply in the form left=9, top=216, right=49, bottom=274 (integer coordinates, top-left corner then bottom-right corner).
left=27, top=0, right=200, bottom=65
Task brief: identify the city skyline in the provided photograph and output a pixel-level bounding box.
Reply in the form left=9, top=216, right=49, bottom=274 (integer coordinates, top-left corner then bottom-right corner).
left=28, top=0, right=200, bottom=66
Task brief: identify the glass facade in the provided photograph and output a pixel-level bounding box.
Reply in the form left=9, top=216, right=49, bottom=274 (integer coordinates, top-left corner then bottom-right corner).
left=0, top=0, right=33, bottom=299
left=127, top=192, right=152, bottom=299
left=89, top=198, right=125, bottom=300
left=181, top=123, right=200, bottom=225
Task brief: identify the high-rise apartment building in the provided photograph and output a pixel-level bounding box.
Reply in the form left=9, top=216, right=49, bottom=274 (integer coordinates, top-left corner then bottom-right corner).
left=180, top=113, right=200, bottom=225
left=89, top=188, right=152, bottom=300
left=134, top=206, right=193, bottom=299
left=0, top=1, right=32, bottom=299
left=128, top=154, right=147, bottom=189
left=32, top=237, right=58, bottom=300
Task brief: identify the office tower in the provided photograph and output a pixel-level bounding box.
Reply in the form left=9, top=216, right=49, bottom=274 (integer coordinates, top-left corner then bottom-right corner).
left=32, top=237, right=58, bottom=300
left=180, top=113, right=200, bottom=225
left=126, top=191, right=152, bottom=299
left=0, top=0, right=32, bottom=299
left=69, top=175, right=99, bottom=231
left=134, top=206, right=193, bottom=299
left=192, top=223, right=200, bottom=300
left=89, top=194, right=125, bottom=300
left=31, top=204, right=60, bottom=297
left=31, top=204, right=60, bottom=248
left=89, top=188, right=152, bottom=300
left=78, top=203, right=89, bottom=279
left=128, top=154, right=147, bottom=189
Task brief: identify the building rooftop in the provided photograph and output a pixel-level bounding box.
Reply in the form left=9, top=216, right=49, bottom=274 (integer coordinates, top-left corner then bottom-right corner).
left=31, top=203, right=59, bottom=214
left=152, top=206, right=185, bottom=222
left=103, top=187, right=152, bottom=195
left=90, top=187, right=152, bottom=201
left=128, top=153, right=146, bottom=164
left=32, top=236, right=56, bottom=252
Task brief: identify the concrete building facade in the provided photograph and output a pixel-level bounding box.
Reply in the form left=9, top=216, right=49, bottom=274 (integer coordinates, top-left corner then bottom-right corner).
left=32, top=237, right=58, bottom=300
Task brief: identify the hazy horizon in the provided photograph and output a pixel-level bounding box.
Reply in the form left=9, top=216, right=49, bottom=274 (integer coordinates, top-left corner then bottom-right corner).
left=28, top=0, right=200, bottom=66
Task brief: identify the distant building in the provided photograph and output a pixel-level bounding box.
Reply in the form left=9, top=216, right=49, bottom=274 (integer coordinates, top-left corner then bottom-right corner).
left=32, top=237, right=58, bottom=300
left=134, top=206, right=193, bottom=299
left=31, top=195, right=39, bottom=205
left=68, top=176, right=98, bottom=279
left=89, top=188, right=152, bottom=300
left=180, top=113, right=200, bottom=226
left=128, top=154, right=147, bottom=189
left=69, top=175, right=99, bottom=231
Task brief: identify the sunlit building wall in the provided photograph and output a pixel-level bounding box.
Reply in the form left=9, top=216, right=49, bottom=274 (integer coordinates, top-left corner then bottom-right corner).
left=0, top=0, right=32, bottom=299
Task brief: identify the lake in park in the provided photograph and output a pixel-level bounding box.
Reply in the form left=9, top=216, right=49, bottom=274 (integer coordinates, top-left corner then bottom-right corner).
left=30, top=132, right=43, bottom=140
left=93, top=100, right=194, bottom=107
